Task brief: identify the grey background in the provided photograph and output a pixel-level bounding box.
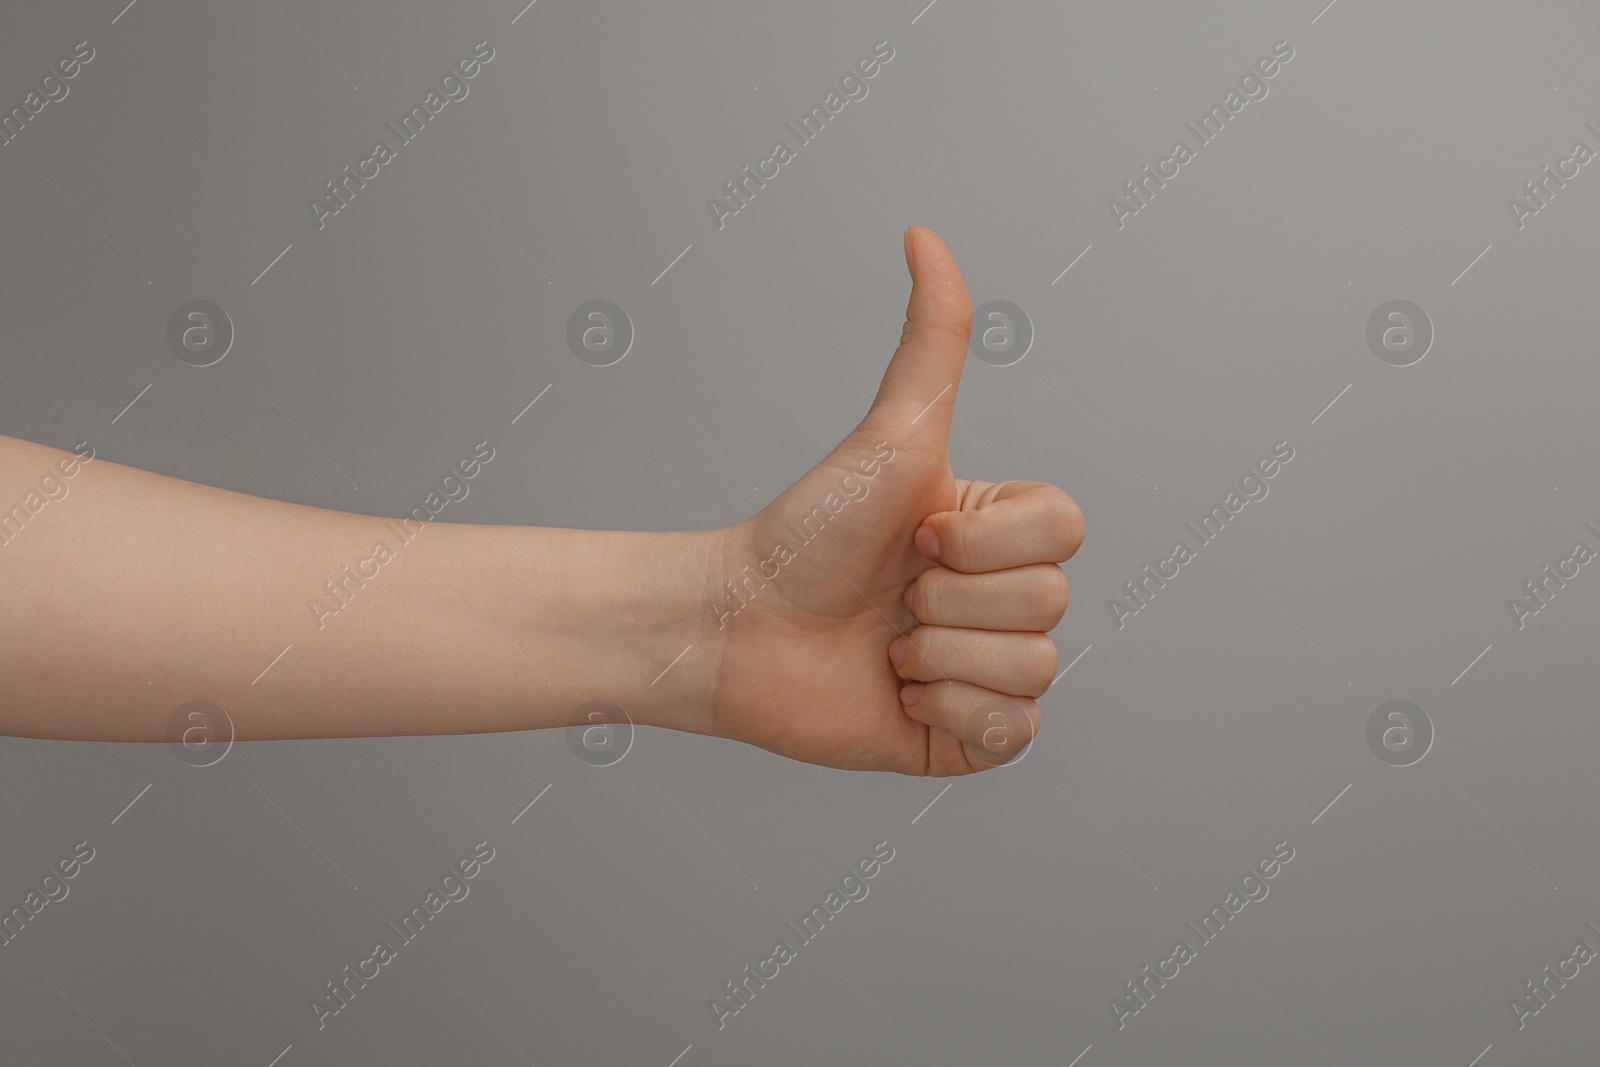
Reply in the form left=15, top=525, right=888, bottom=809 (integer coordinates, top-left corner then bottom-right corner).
left=2, top=0, right=1598, bottom=1064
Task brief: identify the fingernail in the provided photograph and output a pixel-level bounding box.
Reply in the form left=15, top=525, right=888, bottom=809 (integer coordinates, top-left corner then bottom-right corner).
left=915, top=524, right=940, bottom=562
left=888, top=635, right=906, bottom=668
left=899, top=681, right=925, bottom=706
left=902, top=582, right=916, bottom=610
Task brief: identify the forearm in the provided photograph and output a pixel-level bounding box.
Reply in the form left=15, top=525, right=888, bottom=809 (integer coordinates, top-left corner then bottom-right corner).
left=0, top=434, right=725, bottom=742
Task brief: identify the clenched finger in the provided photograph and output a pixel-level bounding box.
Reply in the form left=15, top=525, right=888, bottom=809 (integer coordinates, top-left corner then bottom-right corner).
left=917, top=481, right=1084, bottom=573
left=899, top=678, right=1040, bottom=770
left=906, top=562, right=1069, bottom=632
left=890, top=625, right=1058, bottom=698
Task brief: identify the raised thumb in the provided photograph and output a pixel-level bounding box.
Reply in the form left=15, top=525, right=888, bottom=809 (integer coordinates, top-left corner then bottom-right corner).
left=865, top=226, right=973, bottom=440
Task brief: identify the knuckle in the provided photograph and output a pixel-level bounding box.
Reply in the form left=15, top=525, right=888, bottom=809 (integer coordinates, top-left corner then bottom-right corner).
left=1018, top=699, right=1042, bottom=743
left=1026, top=637, right=1059, bottom=696
left=902, top=314, right=972, bottom=350
left=1037, top=564, right=1071, bottom=627
left=1048, top=488, right=1086, bottom=559
left=971, top=696, right=1039, bottom=770
left=943, top=312, right=975, bottom=345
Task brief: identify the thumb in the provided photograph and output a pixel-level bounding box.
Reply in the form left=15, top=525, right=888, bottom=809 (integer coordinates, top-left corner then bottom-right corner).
left=866, top=226, right=973, bottom=442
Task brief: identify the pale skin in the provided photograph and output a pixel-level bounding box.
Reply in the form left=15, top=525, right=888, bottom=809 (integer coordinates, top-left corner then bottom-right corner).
left=0, top=226, right=1084, bottom=776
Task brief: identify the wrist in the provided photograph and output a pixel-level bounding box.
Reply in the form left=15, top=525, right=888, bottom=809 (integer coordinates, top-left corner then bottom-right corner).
left=459, top=522, right=731, bottom=739
left=589, top=525, right=731, bottom=738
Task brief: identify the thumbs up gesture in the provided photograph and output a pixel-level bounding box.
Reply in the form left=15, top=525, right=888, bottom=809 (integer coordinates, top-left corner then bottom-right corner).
left=708, top=227, right=1085, bottom=775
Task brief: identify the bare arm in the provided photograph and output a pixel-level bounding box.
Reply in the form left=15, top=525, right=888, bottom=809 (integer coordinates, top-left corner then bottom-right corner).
left=0, top=227, right=1085, bottom=776
left=0, top=431, right=724, bottom=742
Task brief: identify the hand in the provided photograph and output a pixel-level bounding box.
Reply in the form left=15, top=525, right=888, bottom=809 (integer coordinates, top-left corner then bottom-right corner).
left=706, top=226, right=1085, bottom=775
left=0, top=227, right=1080, bottom=759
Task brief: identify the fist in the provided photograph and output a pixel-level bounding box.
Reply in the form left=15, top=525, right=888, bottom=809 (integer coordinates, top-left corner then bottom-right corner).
left=895, top=478, right=1084, bottom=770
left=705, top=226, right=1085, bottom=775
